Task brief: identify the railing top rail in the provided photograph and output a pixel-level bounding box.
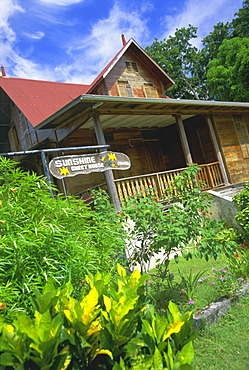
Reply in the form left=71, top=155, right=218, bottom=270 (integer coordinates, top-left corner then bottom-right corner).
left=113, top=167, right=188, bottom=182
left=113, top=162, right=220, bottom=183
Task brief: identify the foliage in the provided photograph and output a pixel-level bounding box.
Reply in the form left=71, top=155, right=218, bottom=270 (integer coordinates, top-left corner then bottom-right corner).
left=120, top=189, right=166, bottom=274
left=198, top=22, right=232, bottom=98
left=145, top=1, right=249, bottom=101
left=90, top=188, right=127, bottom=264
left=206, top=37, right=249, bottom=101
left=120, top=164, right=235, bottom=275
left=231, top=0, right=249, bottom=38
left=178, top=269, right=207, bottom=301
left=226, top=245, right=249, bottom=279
left=145, top=25, right=202, bottom=99
left=0, top=265, right=196, bottom=369
left=0, top=157, right=126, bottom=316
left=233, top=182, right=249, bottom=242
left=211, top=267, right=245, bottom=297
left=149, top=255, right=236, bottom=314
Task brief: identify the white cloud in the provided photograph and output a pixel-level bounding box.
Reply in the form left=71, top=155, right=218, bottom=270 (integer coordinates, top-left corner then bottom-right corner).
left=39, top=0, right=84, bottom=5
left=59, top=2, right=149, bottom=83
left=0, top=1, right=52, bottom=80
left=23, top=31, right=45, bottom=40
left=12, top=55, right=56, bottom=80
left=0, top=0, right=25, bottom=74
left=0, top=0, right=24, bottom=43
left=0, top=1, right=149, bottom=83
left=163, top=0, right=244, bottom=47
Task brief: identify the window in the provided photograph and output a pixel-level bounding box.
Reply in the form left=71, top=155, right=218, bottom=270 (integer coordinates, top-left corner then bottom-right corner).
left=233, top=114, right=249, bottom=158
left=117, top=83, right=134, bottom=97
left=125, top=61, right=138, bottom=72
left=143, top=85, right=158, bottom=98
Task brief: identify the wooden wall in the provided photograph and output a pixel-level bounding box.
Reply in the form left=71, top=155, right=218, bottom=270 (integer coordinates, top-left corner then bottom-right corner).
left=94, top=50, right=166, bottom=98
left=213, top=113, right=249, bottom=184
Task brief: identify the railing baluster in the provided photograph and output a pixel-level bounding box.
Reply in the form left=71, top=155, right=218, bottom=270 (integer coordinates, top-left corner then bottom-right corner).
left=76, top=161, right=226, bottom=203
left=116, top=182, right=124, bottom=202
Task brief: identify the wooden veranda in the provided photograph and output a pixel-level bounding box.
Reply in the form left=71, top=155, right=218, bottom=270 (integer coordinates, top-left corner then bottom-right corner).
left=79, top=161, right=225, bottom=204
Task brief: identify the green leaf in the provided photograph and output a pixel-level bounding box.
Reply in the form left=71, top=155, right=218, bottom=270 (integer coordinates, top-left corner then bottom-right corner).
left=179, top=341, right=194, bottom=364
left=16, top=313, right=38, bottom=342
left=153, top=347, right=164, bottom=369
left=0, top=352, right=16, bottom=366
left=168, top=301, right=181, bottom=321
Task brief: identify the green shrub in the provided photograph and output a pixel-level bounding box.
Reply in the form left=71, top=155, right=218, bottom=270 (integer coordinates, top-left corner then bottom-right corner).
left=0, top=157, right=126, bottom=315
left=0, top=265, right=196, bottom=369
left=120, top=164, right=235, bottom=274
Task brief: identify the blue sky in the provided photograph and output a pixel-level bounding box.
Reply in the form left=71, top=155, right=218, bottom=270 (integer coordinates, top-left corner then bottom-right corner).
left=1, top=0, right=243, bottom=84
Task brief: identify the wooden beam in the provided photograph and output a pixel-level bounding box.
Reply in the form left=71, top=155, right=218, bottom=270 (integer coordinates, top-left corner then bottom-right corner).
left=206, top=114, right=230, bottom=185
left=92, top=113, right=121, bottom=211
left=175, top=114, right=193, bottom=164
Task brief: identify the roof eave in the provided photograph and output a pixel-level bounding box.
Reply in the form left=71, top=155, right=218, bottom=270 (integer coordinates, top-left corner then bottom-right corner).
left=34, top=94, right=249, bottom=131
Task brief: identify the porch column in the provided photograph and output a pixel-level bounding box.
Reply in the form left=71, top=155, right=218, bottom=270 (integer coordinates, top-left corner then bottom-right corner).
left=92, top=113, right=121, bottom=211
left=174, top=114, right=193, bottom=164
left=206, top=115, right=230, bottom=185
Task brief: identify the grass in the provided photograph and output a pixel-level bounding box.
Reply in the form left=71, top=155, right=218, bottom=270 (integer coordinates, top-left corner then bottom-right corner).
left=150, top=255, right=249, bottom=368
left=149, top=255, right=240, bottom=313
left=193, top=294, right=249, bottom=369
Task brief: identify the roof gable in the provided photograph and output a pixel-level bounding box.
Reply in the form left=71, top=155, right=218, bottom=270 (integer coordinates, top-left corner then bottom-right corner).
left=0, top=77, right=89, bottom=127
left=87, top=38, right=174, bottom=93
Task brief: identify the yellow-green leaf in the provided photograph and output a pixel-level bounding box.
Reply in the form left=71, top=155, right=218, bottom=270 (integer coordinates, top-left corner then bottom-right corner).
left=103, top=295, right=112, bottom=313
left=117, top=264, right=126, bottom=277
left=94, top=349, right=113, bottom=359
left=163, top=321, right=184, bottom=340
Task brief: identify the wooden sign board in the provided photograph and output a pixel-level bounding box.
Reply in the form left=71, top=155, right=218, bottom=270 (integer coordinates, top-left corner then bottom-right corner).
left=49, top=151, right=131, bottom=179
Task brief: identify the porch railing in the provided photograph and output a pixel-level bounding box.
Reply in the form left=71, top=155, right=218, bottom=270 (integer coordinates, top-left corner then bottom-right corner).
left=77, top=161, right=225, bottom=203
left=114, top=162, right=225, bottom=202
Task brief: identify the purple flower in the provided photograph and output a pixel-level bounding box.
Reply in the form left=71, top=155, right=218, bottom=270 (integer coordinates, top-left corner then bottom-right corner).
left=237, top=278, right=244, bottom=281
left=237, top=303, right=242, bottom=306
left=212, top=268, right=217, bottom=271
left=227, top=272, right=232, bottom=274
left=219, top=276, right=225, bottom=280
left=222, top=270, right=227, bottom=273
left=210, top=282, right=215, bottom=285
left=188, top=299, right=195, bottom=304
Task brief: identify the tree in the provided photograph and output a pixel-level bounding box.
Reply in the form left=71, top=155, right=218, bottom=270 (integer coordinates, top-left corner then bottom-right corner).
left=206, top=37, right=249, bottom=101
left=201, top=22, right=232, bottom=64
left=231, top=0, right=249, bottom=38
left=196, top=22, right=232, bottom=99
left=145, top=25, right=202, bottom=100
left=145, top=2, right=249, bottom=102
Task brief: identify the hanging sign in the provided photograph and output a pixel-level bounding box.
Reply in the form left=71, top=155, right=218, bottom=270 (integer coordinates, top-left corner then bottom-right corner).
left=49, top=151, right=131, bottom=179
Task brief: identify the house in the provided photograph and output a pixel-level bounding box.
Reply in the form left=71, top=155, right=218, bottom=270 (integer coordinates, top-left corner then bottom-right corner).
left=1, top=36, right=249, bottom=209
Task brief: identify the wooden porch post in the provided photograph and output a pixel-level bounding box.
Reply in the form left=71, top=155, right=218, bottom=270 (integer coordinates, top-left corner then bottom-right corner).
left=206, top=114, right=230, bottom=185
left=175, top=114, right=193, bottom=164
left=92, top=113, right=121, bottom=211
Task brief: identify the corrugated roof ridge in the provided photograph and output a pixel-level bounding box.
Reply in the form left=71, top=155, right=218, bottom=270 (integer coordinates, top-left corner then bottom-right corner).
left=0, top=75, right=90, bottom=87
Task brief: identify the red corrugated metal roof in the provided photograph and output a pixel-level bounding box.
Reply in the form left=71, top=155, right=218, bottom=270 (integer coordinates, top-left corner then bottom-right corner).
left=0, top=76, right=90, bottom=127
